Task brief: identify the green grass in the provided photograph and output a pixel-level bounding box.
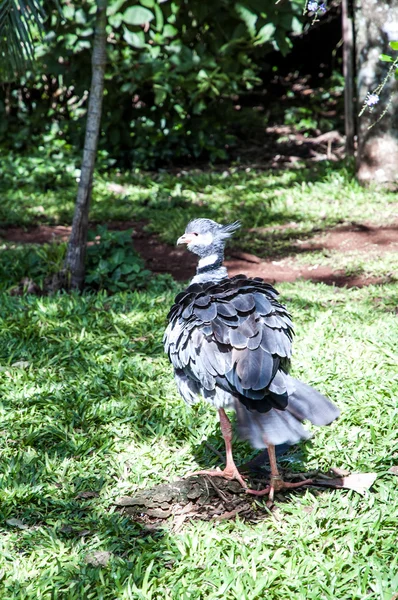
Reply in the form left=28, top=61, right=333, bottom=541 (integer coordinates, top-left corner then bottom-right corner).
left=0, top=281, right=398, bottom=599
left=294, top=249, right=398, bottom=281
left=1, top=152, right=397, bottom=255
left=2, top=153, right=397, bottom=289
left=1, top=154, right=398, bottom=598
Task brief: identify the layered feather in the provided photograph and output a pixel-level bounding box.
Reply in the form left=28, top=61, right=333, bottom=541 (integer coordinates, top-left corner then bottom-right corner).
left=164, top=274, right=339, bottom=447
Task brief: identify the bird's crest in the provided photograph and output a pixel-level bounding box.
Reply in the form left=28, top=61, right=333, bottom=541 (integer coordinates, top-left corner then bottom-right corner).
left=217, top=221, right=241, bottom=240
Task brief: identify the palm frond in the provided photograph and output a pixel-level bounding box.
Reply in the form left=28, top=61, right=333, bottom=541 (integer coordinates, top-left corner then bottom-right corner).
left=0, top=0, right=46, bottom=79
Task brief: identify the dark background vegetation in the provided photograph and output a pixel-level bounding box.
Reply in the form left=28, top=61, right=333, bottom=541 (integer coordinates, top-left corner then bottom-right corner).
left=0, top=0, right=343, bottom=169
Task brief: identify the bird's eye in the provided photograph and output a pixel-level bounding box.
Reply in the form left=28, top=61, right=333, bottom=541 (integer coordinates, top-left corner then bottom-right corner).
left=192, top=232, right=199, bottom=236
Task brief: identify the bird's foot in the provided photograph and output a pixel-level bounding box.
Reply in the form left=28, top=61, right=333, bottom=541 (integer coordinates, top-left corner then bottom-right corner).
left=187, top=467, right=248, bottom=490
left=246, top=476, right=314, bottom=502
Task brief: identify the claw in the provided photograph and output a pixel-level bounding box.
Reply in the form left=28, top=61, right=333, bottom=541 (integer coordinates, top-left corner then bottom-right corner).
left=247, top=476, right=313, bottom=500
left=187, top=467, right=248, bottom=490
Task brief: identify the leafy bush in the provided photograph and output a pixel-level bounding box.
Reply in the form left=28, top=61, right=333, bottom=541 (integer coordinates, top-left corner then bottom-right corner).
left=0, top=0, right=305, bottom=167
left=0, top=242, right=67, bottom=292
left=85, top=227, right=151, bottom=292
left=0, top=228, right=151, bottom=293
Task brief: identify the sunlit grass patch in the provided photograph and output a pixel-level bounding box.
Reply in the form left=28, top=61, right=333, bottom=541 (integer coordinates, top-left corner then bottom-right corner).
left=294, top=249, right=398, bottom=280
left=0, top=280, right=397, bottom=599
left=1, top=153, right=398, bottom=598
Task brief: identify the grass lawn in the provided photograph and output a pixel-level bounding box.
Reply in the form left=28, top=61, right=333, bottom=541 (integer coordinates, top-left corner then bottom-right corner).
left=0, top=156, right=398, bottom=599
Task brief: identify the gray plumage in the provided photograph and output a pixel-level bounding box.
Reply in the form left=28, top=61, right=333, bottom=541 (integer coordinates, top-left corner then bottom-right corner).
left=164, top=218, right=340, bottom=448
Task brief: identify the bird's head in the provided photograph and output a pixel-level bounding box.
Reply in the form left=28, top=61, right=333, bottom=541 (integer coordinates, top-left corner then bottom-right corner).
left=177, top=218, right=240, bottom=258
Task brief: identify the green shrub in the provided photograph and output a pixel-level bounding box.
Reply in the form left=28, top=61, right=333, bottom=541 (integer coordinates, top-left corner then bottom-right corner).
left=0, top=0, right=305, bottom=167
left=0, top=228, right=151, bottom=293
left=85, top=227, right=151, bottom=292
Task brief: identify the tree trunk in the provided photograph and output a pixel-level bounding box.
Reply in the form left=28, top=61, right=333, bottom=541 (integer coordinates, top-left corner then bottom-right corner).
left=355, top=0, right=398, bottom=186
left=63, top=0, right=107, bottom=289
left=342, top=0, right=355, bottom=156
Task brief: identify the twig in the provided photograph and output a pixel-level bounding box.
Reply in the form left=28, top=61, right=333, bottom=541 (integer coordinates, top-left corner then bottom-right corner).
left=204, top=476, right=230, bottom=504
left=204, top=442, right=225, bottom=463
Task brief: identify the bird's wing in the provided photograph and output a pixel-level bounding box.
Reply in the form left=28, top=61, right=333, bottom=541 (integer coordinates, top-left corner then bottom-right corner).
left=164, top=276, right=294, bottom=408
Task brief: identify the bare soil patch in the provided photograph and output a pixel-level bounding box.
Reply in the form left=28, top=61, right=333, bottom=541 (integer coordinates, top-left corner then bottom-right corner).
left=1, top=220, right=398, bottom=288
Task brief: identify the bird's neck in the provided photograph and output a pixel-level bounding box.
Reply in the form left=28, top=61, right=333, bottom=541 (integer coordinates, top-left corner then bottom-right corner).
left=191, top=250, right=228, bottom=284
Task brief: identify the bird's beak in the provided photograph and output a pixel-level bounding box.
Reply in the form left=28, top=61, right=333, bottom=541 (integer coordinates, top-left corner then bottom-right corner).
left=177, top=233, right=195, bottom=245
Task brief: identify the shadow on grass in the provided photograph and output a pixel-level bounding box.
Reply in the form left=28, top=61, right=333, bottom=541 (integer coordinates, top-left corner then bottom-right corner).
left=1, top=505, right=184, bottom=598
left=0, top=158, right=349, bottom=229
left=1, top=434, right=339, bottom=600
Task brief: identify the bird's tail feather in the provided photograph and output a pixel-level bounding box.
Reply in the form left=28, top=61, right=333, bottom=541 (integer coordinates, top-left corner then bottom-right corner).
left=285, top=376, right=340, bottom=426
left=235, top=375, right=340, bottom=449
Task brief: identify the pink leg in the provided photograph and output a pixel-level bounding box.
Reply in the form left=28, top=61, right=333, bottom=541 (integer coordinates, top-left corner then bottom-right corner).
left=188, top=408, right=247, bottom=489
left=247, top=444, right=313, bottom=501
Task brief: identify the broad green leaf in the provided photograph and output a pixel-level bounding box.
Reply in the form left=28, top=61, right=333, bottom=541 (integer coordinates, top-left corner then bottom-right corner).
left=148, top=44, right=161, bottom=58
left=75, top=9, right=87, bottom=25
left=163, top=24, right=177, bottom=38
left=235, top=3, right=257, bottom=36
left=107, top=0, right=126, bottom=16
left=109, top=13, right=123, bottom=28
left=123, top=28, right=146, bottom=48
left=380, top=54, right=393, bottom=62
left=154, top=3, right=164, bottom=31
left=389, top=41, right=398, bottom=50
left=192, top=100, right=206, bottom=114
left=255, top=23, right=276, bottom=45
left=63, top=5, right=75, bottom=19
left=120, top=263, right=137, bottom=274
left=123, top=6, right=154, bottom=26
left=174, top=103, right=185, bottom=116
left=291, top=16, right=303, bottom=35
left=154, top=84, right=168, bottom=104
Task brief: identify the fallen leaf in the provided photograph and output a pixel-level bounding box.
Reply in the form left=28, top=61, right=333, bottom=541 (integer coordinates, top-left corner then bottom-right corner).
left=330, top=467, right=351, bottom=477
left=59, top=525, right=74, bottom=535
left=146, top=507, right=172, bottom=518
left=85, top=551, right=112, bottom=567
left=6, top=518, right=29, bottom=530
left=11, top=361, right=30, bottom=369
left=173, top=514, right=187, bottom=532
left=114, top=496, right=138, bottom=507
left=302, top=506, right=314, bottom=514
left=388, top=466, right=398, bottom=476
left=313, top=472, right=377, bottom=495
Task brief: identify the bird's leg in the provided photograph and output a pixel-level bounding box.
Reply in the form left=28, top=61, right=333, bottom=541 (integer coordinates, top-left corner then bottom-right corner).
left=247, top=444, right=314, bottom=500
left=188, top=408, right=247, bottom=489
left=219, top=408, right=247, bottom=486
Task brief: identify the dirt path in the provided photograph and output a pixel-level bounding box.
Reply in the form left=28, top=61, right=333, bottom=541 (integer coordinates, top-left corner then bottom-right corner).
left=1, top=220, right=398, bottom=288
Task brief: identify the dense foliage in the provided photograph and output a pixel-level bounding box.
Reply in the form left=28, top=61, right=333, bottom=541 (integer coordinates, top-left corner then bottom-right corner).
left=0, top=228, right=152, bottom=293
left=0, top=0, right=305, bottom=166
